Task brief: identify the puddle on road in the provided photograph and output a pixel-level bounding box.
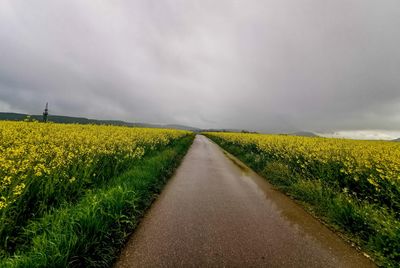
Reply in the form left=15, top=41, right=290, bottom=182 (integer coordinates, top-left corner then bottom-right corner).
left=223, top=151, right=251, bottom=173
left=224, top=150, right=311, bottom=226
left=223, top=150, right=316, bottom=222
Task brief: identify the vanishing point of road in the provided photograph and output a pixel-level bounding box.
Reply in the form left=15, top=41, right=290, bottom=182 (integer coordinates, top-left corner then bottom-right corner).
left=116, top=135, right=375, bottom=267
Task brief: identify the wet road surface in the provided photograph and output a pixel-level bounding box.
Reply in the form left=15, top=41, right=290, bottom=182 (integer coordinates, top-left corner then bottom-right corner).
left=115, top=135, right=375, bottom=267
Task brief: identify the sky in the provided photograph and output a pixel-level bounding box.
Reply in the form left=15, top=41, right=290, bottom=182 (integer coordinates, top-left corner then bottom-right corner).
left=0, top=1, right=399, bottom=138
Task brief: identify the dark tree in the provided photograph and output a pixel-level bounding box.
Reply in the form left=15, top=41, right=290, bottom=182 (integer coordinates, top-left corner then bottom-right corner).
left=43, top=102, right=49, bottom=122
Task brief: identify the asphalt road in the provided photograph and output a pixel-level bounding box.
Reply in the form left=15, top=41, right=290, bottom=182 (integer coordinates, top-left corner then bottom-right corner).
left=115, top=135, right=375, bottom=267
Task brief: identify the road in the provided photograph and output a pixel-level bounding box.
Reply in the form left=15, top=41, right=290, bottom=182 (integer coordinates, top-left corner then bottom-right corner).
left=115, top=135, right=375, bottom=267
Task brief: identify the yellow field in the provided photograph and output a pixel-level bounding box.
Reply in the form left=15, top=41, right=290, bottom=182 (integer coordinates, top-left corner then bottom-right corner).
left=0, top=121, right=188, bottom=211
left=205, top=132, right=400, bottom=207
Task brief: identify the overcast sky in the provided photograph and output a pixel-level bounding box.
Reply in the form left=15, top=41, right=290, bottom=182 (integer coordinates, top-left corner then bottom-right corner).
left=0, top=0, right=399, bottom=136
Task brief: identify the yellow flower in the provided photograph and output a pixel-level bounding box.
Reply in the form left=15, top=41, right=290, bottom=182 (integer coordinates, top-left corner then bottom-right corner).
left=0, top=197, right=7, bottom=209
left=13, top=183, right=26, bottom=196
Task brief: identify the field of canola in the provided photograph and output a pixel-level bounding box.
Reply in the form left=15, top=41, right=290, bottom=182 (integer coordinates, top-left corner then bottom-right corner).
left=205, top=132, right=400, bottom=207
left=205, top=132, right=400, bottom=266
left=0, top=121, right=190, bottom=259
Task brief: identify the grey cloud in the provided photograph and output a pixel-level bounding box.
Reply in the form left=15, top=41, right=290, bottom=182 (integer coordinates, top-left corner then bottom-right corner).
left=0, top=0, right=399, bottom=132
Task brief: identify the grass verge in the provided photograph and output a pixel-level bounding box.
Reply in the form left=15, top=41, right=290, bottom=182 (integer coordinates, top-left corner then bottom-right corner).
left=1, top=135, right=194, bottom=267
left=207, top=135, right=399, bottom=267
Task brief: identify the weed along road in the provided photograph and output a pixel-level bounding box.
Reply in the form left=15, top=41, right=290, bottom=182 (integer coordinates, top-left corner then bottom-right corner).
left=115, top=135, right=375, bottom=267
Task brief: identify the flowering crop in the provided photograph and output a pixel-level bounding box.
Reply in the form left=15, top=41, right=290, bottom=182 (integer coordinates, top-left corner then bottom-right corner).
left=205, top=132, right=400, bottom=211
left=0, top=121, right=189, bottom=250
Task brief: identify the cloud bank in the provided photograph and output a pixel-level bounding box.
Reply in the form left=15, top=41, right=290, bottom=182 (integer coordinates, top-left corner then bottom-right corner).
left=0, top=0, right=399, bottom=133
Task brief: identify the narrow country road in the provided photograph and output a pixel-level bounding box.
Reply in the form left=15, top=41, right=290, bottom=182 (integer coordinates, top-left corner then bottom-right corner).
left=115, top=135, right=375, bottom=267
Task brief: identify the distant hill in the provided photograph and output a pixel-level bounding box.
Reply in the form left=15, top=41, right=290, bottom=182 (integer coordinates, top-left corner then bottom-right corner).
left=163, top=124, right=201, bottom=132
left=393, top=138, right=400, bottom=142
left=0, top=112, right=200, bottom=131
left=291, top=131, right=319, bottom=137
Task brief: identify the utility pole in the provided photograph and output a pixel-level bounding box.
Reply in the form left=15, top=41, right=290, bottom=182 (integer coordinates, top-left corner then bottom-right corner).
left=43, top=102, right=49, bottom=122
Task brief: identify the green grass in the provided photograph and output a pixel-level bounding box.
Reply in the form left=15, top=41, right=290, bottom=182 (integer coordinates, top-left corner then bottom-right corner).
left=207, top=135, right=400, bottom=267
left=1, top=151, right=145, bottom=255
left=1, top=135, right=194, bottom=267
